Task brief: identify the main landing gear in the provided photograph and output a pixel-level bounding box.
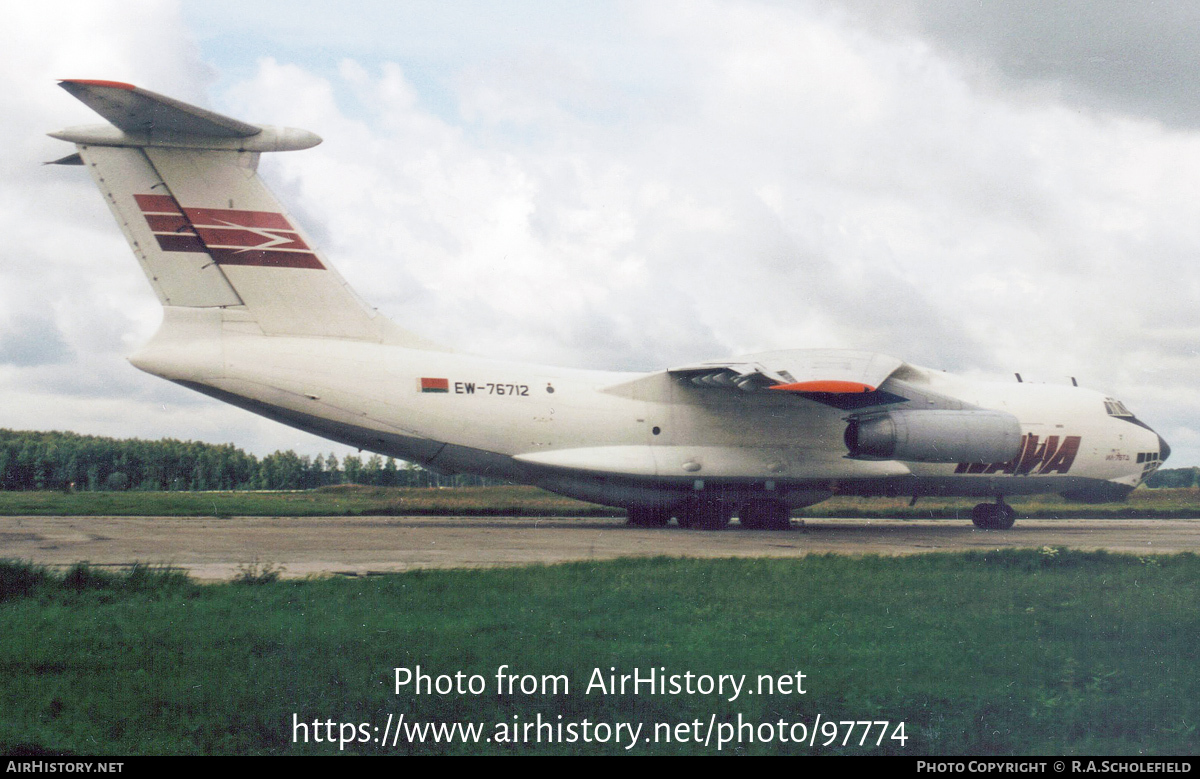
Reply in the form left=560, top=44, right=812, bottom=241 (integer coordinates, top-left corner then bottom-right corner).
left=626, top=497, right=734, bottom=530
left=626, top=505, right=671, bottom=528
left=626, top=498, right=792, bottom=531
left=971, top=499, right=1016, bottom=530
left=675, top=496, right=734, bottom=530
left=737, top=499, right=792, bottom=530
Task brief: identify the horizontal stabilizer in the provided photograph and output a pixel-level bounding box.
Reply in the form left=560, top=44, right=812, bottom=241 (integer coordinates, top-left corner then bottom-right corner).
left=58, top=80, right=261, bottom=138
left=45, top=152, right=83, bottom=166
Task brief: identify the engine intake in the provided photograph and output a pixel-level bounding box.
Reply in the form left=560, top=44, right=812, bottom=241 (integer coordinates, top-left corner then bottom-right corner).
left=844, top=410, right=1023, bottom=463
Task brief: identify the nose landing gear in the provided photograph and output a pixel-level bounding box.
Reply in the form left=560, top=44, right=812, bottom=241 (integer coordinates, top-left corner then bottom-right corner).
left=971, top=499, right=1016, bottom=530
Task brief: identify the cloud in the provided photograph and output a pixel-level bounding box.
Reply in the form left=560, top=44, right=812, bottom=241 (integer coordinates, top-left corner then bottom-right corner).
left=0, top=313, right=73, bottom=367
left=0, top=2, right=330, bottom=455
left=838, top=0, right=1200, bottom=128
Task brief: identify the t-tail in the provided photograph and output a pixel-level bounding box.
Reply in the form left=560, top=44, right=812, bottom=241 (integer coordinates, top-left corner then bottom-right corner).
left=48, top=79, right=437, bottom=351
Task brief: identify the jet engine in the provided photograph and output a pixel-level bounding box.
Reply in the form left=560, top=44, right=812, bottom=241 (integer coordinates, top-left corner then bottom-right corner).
left=844, top=409, right=1023, bottom=463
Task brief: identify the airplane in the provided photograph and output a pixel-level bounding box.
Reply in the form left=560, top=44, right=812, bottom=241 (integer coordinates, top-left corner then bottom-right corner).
left=47, top=79, right=1170, bottom=531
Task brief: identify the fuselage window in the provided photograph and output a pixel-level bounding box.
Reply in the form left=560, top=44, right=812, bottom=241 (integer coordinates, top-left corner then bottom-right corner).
left=1103, top=398, right=1133, bottom=418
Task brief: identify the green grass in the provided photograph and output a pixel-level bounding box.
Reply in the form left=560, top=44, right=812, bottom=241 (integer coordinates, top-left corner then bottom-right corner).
left=1, top=552, right=1197, bottom=755
left=0, top=485, right=1197, bottom=518
left=0, top=485, right=620, bottom=517
left=810, top=488, right=1200, bottom=519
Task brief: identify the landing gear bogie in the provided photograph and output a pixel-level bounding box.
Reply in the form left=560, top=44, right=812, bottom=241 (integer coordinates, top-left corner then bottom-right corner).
left=626, top=505, right=671, bottom=528
left=676, top=497, right=733, bottom=530
left=738, top=500, right=792, bottom=530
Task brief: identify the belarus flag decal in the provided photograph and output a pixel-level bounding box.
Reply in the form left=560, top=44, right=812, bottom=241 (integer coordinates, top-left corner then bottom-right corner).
left=420, top=378, right=450, bottom=393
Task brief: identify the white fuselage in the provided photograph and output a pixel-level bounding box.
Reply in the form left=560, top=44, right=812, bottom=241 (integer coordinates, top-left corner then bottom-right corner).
left=131, top=307, right=1166, bottom=511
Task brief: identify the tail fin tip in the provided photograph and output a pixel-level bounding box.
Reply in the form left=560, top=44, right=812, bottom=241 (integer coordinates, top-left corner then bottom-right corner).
left=58, top=78, right=137, bottom=90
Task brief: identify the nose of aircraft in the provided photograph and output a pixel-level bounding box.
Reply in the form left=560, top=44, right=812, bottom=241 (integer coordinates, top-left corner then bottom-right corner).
left=1158, top=433, right=1171, bottom=463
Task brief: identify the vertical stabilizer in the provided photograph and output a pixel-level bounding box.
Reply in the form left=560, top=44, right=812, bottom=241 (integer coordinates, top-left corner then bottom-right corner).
left=51, top=79, right=439, bottom=348
left=76, top=144, right=243, bottom=308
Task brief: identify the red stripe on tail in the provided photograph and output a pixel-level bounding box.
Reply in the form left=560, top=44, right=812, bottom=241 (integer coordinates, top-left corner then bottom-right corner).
left=134, top=193, right=182, bottom=213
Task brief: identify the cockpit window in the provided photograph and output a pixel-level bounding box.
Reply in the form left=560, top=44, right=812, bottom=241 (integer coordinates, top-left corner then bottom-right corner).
left=1104, top=397, right=1133, bottom=418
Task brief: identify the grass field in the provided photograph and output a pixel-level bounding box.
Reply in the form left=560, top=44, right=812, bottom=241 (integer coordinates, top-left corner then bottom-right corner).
left=1, top=551, right=1197, bottom=756
left=0, top=485, right=612, bottom=517
left=1, top=485, right=1198, bottom=518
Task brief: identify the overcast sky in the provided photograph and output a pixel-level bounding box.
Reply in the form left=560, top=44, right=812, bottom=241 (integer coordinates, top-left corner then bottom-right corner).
left=3, top=0, right=1198, bottom=466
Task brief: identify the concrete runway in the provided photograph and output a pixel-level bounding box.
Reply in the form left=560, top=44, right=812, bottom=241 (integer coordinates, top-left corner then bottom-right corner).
left=2, top=515, right=1198, bottom=580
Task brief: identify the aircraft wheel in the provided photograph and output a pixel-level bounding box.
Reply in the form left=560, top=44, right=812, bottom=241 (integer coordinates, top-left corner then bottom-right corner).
left=683, top=498, right=732, bottom=530
left=734, top=511, right=763, bottom=528
left=971, top=503, right=996, bottom=529
left=992, top=503, right=1016, bottom=530
left=626, top=506, right=670, bottom=528
left=739, top=500, right=791, bottom=530
left=971, top=502, right=1017, bottom=530
left=739, top=505, right=764, bottom=529
left=763, top=501, right=792, bottom=530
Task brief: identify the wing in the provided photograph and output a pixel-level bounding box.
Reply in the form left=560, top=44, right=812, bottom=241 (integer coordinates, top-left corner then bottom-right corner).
left=669, top=349, right=909, bottom=409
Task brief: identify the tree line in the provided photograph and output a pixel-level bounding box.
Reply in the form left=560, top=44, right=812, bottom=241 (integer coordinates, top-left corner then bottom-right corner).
left=1144, top=467, right=1199, bottom=489
left=0, top=429, right=501, bottom=491
left=2, top=428, right=1193, bottom=493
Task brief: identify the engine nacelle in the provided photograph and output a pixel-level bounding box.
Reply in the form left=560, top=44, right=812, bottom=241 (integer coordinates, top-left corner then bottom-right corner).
left=844, top=409, right=1023, bottom=463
